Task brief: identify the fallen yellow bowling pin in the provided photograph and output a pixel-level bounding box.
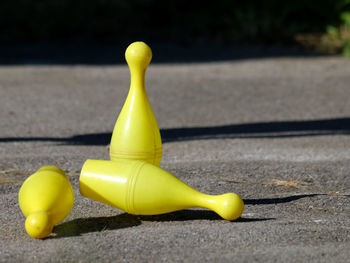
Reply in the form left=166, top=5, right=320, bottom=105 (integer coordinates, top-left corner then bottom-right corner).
left=79, top=159, right=244, bottom=221
left=109, top=42, right=162, bottom=166
left=18, top=166, right=74, bottom=238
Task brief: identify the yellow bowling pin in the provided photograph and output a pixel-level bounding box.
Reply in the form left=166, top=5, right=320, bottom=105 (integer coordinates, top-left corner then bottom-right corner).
left=18, top=166, right=74, bottom=238
left=109, top=42, right=162, bottom=166
left=79, top=159, right=244, bottom=221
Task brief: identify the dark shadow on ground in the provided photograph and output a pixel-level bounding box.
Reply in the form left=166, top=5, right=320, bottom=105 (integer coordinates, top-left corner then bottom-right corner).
left=237, top=217, right=275, bottom=222
left=244, top=194, right=319, bottom=205
left=137, top=210, right=274, bottom=223
left=161, top=118, right=350, bottom=142
left=52, top=213, right=141, bottom=238
left=52, top=210, right=273, bottom=238
left=135, top=210, right=274, bottom=222
left=0, top=42, right=323, bottom=65
left=0, top=118, right=348, bottom=145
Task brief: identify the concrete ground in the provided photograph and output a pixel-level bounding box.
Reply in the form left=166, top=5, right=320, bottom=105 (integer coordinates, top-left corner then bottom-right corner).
left=0, top=47, right=350, bottom=262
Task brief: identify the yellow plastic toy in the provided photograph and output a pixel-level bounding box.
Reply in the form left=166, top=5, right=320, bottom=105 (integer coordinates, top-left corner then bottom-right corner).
left=18, top=166, right=74, bottom=239
left=109, top=41, right=162, bottom=166
left=79, top=159, right=244, bottom=221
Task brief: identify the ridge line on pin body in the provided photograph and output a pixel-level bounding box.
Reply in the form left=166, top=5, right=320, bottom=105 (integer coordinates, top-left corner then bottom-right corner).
left=125, top=161, right=146, bottom=214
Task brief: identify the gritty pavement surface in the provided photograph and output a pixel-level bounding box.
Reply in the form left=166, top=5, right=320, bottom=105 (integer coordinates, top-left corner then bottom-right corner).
left=0, top=48, right=350, bottom=262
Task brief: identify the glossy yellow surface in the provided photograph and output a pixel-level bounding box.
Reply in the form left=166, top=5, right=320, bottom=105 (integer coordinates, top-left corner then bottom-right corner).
left=18, top=166, right=74, bottom=238
left=110, top=42, right=162, bottom=166
left=80, top=159, right=244, bottom=221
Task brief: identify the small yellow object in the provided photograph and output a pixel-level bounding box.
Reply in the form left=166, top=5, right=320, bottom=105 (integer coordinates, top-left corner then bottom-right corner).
left=79, top=159, right=244, bottom=221
left=110, top=41, right=162, bottom=166
left=18, top=166, right=74, bottom=238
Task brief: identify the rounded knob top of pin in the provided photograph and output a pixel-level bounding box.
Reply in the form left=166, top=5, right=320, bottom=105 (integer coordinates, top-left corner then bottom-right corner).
left=25, top=211, right=53, bottom=239
left=125, top=42, right=152, bottom=70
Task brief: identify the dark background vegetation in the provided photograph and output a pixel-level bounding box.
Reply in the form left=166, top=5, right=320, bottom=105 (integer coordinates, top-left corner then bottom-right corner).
left=0, top=0, right=349, bottom=62
left=0, top=0, right=348, bottom=43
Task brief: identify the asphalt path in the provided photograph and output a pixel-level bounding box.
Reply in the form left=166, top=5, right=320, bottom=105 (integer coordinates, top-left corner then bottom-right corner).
left=0, top=50, right=349, bottom=262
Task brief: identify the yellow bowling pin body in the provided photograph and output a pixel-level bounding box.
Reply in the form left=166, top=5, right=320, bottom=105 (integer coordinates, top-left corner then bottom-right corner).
left=110, top=42, right=162, bottom=166
left=79, top=159, right=244, bottom=221
left=18, top=166, right=74, bottom=238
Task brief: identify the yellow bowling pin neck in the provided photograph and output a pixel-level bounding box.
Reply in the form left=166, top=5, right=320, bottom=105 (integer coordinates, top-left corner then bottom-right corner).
left=125, top=42, right=152, bottom=89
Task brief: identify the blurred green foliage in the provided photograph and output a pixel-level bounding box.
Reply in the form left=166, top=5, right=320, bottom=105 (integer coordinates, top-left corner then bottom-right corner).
left=295, top=1, right=350, bottom=56
left=323, top=14, right=350, bottom=57
left=0, top=0, right=349, bottom=47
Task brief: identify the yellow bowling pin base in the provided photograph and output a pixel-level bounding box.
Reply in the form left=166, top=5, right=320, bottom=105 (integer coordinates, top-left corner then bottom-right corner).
left=109, top=42, right=162, bottom=166
left=18, top=166, right=74, bottom=239
left=79, top=159, right=244, bottom=221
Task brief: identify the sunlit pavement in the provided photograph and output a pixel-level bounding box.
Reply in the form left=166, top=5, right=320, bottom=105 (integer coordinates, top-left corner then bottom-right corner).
left=1, top=53, right=350, bottom=262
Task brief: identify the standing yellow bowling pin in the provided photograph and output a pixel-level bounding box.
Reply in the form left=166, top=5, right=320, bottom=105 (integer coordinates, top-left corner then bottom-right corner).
left=110, top=42, right=162, bottom=166
left=79, top=159, right=244, bottom=221
left=18, top=166, right=74, bottom=238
